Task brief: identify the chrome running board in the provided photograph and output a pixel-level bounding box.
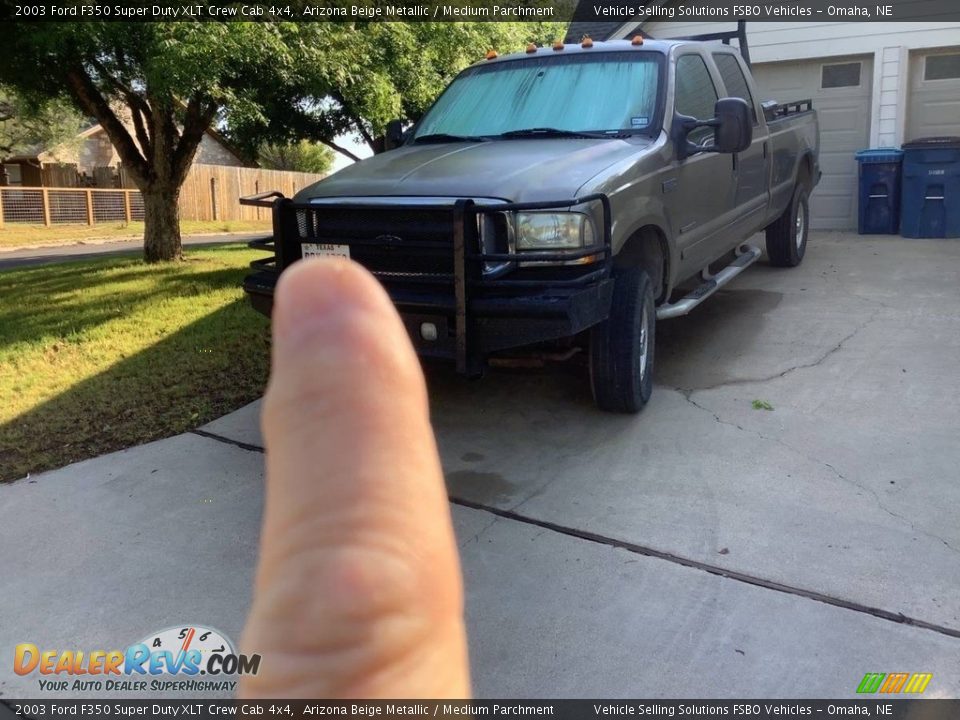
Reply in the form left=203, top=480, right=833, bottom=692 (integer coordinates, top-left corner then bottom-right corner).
left=656, top=244, right=762, bottom=320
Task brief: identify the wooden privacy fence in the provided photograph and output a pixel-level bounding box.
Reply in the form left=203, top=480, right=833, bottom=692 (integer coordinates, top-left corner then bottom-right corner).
left=179, top=165, right=327, bottom=222
left=0, top=164, right=327, bottom=227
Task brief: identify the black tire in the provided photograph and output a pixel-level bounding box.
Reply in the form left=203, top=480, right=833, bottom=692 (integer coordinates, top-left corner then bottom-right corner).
left=765, top=182, right=810, bottom=268
left=589, top=267, right=656, bottom=413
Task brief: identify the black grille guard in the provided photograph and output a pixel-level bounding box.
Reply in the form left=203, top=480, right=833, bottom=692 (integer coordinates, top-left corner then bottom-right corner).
left=240, top=192, right=613, bottom=374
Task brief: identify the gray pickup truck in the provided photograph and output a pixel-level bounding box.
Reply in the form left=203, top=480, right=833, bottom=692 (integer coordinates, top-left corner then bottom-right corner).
left=244, top=37, right=819, bottom=413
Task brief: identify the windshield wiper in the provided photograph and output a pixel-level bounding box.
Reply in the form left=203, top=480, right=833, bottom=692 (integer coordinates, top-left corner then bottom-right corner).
left=498, top=127, right=614, bottom=139
left=412, top=133, right=491, bottom=144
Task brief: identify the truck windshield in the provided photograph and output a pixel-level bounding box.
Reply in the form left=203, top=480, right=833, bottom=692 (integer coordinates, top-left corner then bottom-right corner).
left=413, top=52, right=661, bottom=139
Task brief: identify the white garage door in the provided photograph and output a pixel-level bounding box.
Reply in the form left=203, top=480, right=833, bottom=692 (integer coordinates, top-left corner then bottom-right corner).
left=752, top=55, right=873, bottom=230
left=908, top=49, right=960, bottom=142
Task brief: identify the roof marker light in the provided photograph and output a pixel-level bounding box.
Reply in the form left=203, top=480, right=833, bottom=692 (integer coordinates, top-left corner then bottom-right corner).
left=526, top=43, right=537, bottom=54
left=553, top=41, right=564, bottom=51
left=632, top=35, right=644, bottom=46
left=581, top=36, right=594, bottom=48
left=485, top=49, right=498, bottom=60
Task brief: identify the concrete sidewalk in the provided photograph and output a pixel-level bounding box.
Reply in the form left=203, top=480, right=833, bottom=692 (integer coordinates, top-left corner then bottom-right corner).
left=2, top=232, right=958, bottom=698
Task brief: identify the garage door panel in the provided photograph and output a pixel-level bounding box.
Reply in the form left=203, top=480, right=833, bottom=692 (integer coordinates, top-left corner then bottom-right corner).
left=818, top=154, right=857, bottom=181
left=810, top=194, right=856, bottom=223
left=908, top=50, right=960, bottom=142
left=753, top=55, right=872, bottom=230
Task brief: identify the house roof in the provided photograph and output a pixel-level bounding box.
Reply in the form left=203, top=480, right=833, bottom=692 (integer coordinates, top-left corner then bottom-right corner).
left=6, top=118, right=255, bottom=168
left=565, top=1, right=656, bottom=43
left=564, top=21, right=632, bottom=44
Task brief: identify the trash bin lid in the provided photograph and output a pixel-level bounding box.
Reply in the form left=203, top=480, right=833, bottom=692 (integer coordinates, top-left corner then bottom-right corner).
left=855, top=148, right=904, bottom=163
left=902, top=136, right=960, bottom=150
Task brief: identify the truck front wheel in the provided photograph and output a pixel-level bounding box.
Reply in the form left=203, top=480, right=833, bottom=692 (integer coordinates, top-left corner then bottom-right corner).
left=765, top=183, right=810, bottom=267
left=589, top=267, right=656, bottom=413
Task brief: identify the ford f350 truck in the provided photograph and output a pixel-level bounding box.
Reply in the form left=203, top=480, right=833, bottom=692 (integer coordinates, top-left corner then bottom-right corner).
left=243, top=36, right=819, bottom=413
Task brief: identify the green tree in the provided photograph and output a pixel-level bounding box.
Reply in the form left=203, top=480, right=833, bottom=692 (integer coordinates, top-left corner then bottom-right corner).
left=0, top=21, right=564, bottom=261
left=0, top=22, right=323, bottom=261
left=229, top=21, right=566, bottom=161
left=258, top=140, right=334, bottom=175
left=0, top=89, right=87, bottom=160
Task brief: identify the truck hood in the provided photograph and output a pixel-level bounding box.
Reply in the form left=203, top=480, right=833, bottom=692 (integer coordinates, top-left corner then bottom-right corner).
left=297, top=138, right=654, bottom=204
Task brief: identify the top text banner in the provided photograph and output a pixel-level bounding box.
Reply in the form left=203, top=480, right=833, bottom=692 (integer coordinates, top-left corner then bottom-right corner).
left=6, top=0, right=960, bottom=22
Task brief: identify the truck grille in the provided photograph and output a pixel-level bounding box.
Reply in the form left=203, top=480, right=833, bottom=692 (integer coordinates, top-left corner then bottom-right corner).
left=295, top=206, right=462, bottom=277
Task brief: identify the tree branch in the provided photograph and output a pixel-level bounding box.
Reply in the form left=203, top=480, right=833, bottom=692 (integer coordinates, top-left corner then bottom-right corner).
left=171, top=96, right=217, bottom=184
left=64, top=65, right=150, bottom=184
left=128, top=99, right=152, bottom=159
left=319, top=137, right=360, bottom=162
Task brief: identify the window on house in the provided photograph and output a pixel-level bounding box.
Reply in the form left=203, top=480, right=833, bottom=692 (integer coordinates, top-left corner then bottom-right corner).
left=713, top=53, right=758, bottom=124
left=821, top=62, right=862, bottom=89
left=675, top=55, right=719, bottom=145
left=924, top=53, right=960, bottom=81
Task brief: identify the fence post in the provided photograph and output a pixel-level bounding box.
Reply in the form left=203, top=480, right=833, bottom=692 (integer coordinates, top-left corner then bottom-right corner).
left=85, top=189, right=94, bottom=226
left=41, top=188, right=51, bottom=226
left=210, top=177, right=218, bottom=221
left=0, top=189, right=5, bottom=229
left=123, top=191, right=132, bottom=223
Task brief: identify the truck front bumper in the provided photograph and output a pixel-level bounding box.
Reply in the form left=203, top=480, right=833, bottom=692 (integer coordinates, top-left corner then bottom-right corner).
left=245, top=271, right=613, bottom=369
left=240, top=193, right=613, bottom=375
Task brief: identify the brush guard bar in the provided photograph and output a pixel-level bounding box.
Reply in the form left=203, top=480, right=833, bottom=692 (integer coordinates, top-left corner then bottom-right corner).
left=240, top=191, right=613, bottom=375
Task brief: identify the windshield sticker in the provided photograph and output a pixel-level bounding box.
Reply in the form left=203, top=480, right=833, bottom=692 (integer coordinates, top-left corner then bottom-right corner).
left=631, top=117, right=649, bottom=127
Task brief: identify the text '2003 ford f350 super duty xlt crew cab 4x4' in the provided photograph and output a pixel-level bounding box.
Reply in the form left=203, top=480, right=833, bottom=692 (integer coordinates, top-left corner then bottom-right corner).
left=243, top=35, right=820, bottom=413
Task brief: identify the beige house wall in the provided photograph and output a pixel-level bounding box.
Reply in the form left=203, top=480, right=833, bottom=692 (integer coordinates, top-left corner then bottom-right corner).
left=39, top=125, right=245, bottom=172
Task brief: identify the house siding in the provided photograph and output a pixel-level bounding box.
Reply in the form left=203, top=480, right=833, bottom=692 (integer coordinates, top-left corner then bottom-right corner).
left=38, top=126, right=246, bottom=174
left=615, top=21, right=960, bottom=149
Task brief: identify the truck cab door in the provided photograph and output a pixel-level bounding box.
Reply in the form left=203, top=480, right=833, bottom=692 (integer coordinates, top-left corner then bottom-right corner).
left=712, top=52, right=771, bottom=237
left=665, top=53, right=737, bottom=276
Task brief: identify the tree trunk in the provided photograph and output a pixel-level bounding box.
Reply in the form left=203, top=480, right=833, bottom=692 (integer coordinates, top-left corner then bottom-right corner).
left=142, top=183, right=182, bottom=262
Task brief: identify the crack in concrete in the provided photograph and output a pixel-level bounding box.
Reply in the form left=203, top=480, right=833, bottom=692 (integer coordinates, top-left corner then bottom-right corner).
left=461, top=515, right=502, bottom=548
left=672, top=322, right=960, bottom=558
left=680, top=308, right=881, bottom=394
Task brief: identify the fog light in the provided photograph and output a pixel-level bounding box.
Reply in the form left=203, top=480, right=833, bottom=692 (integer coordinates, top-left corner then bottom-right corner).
left=420, top=322, right=438, bottom=341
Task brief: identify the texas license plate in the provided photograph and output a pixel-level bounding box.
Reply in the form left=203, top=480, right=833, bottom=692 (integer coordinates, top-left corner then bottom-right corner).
left=301, top=243, right=351, bottom=259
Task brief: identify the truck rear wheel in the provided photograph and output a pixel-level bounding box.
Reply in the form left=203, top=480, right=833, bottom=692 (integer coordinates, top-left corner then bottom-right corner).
left=589, top=267, right=655, bottom=413
left=765, top=183, right=809, bottom=267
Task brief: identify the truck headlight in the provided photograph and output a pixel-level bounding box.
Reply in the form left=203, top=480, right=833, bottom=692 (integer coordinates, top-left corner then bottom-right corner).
left=515, top=212, right=595, bottom=251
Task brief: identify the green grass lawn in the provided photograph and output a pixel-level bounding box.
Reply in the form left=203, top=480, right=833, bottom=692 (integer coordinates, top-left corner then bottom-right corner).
left=0, top=246, right=271, bottom=482
left=0, top=219, right=272, bottom=249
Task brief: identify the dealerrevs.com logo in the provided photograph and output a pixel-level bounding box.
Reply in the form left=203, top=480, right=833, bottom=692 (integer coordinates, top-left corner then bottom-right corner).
left=14, top=625, right=260, bottom=693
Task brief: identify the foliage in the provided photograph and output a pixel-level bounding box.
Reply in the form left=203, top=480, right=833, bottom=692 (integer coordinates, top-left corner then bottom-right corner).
left=0, top=89, right=87, bottom=159
left=258, top=140, right=334, bottom=174
left=752, top=399, right=774, bottom=411
left=0, top=22, right=325, bottom=260
left=0, top=21, right=565, bottom=258
left=227, top=22, right=567, bottom=159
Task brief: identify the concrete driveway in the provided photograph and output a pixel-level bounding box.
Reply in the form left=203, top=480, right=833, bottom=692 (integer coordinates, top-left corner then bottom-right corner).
left=2, top=231, right=959, bottom=698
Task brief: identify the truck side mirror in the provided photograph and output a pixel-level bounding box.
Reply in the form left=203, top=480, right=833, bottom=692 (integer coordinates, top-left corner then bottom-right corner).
left=384, top=119, right=405, bottom=151
left=713, top=97, right=752, bottom=154
left=675, top=97, right=752, bottom=160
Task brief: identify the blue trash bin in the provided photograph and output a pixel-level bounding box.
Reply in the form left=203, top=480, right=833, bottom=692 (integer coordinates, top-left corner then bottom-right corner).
left=855, top=149, right=903, bottom=235
left=901, top=137, right=960, bottom=238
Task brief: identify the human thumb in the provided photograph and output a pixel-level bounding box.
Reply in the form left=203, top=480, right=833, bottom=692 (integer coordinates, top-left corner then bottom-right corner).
left=239, top=258, right=470, bottom=699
